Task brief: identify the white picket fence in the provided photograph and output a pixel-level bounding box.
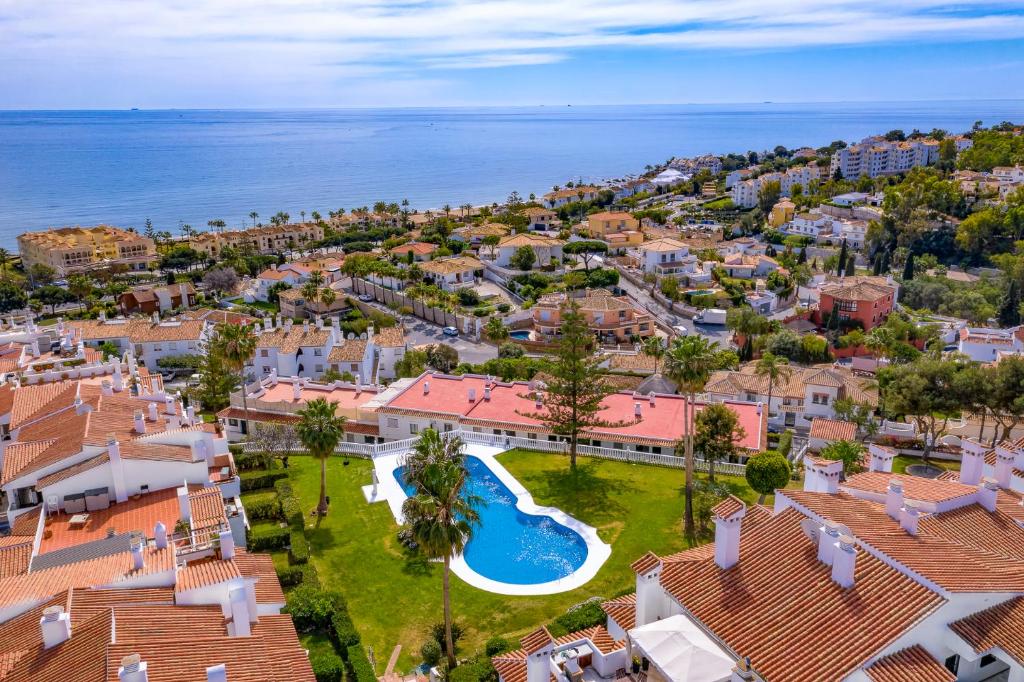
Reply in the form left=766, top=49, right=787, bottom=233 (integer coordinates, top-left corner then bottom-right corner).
left=246, top=429, right=747, bottom=475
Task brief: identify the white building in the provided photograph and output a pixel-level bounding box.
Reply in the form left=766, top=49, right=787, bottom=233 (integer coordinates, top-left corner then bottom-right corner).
left=830, top=138, right=941, bottom=179
left=492, top=234, right=565, bottom=269
left=634, top=238, right=697, bottom=277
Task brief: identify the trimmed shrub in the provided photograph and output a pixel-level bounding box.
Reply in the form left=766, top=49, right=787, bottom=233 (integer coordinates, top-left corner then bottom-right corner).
left=484, top=636, right=512, bottom=657
left=310, top=651, right=344, bottom=682
left=240, top=469, right=288, bottom=491
left=276, top=564, right=305, bottom=587
left=420, top=639, right=441, bottom=667
left=285, top=586, right=342, bottom=632
left=247, top=526, right=289, bottom=552
left=448, top=659, right=499, bottom=682
left=245, top=496, right=283, bottom=522
left=301, top=562, right=321, bottom=589
left=778, top=429, right=794, bottom=458
left=430, top=622, right=465, bottom=656
left=331, top=608, right=361, bottom=651
left=548, top=601, right=606, bottom=638
left=289, top=529, right=310, bottom=564
left=275, top=478, right=305, bottom=530
left=347, top=645, right=376, bottom=682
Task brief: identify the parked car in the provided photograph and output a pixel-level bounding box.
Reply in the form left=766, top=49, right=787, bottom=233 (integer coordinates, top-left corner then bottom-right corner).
left=442, top=326, right=459, bottom=337
left=357, top=294, right=374, bottom=303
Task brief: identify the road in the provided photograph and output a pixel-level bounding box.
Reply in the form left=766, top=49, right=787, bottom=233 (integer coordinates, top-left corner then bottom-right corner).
left=403, top=317, right=498, bottom=365
left=614, top=270, right=734, bottom=347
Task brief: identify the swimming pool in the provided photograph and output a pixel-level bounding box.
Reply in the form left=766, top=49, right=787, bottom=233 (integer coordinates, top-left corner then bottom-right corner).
left=394, top=456, right=589, bottom=584
left=509, top=330, right=532, bottom=340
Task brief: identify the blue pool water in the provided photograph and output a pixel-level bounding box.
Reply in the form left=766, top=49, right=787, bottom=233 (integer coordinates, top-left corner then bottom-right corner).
left=394, top=456, right=588, bottom=584
left=509, top=330, right=532, bottom=340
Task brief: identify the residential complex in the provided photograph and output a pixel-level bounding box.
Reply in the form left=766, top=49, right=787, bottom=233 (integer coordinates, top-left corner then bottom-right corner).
left=533, top=289, right=655, bottom=343
left=18, top=226, right=158, bottom=276
left=188, top=223, right=325, bottom=258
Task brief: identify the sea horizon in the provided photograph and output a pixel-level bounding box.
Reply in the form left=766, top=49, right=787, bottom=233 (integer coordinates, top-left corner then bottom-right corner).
left=2, top=99, right=1021, bottom=249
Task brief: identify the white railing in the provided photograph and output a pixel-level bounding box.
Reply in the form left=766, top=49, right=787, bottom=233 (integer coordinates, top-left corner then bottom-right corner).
left=245, top=429, right=747, bottom=474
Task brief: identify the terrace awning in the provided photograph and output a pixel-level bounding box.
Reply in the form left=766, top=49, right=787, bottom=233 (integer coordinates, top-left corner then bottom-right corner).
left=628, top=614, right=734, bottom=682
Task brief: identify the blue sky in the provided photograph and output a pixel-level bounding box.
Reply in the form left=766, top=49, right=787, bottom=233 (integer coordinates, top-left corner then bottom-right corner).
left=2, top=0, right=1024, bottom=108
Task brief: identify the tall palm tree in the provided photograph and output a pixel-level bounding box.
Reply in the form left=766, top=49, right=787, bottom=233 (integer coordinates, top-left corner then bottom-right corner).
left=296, top=398, right=347, bottom=518
left=211, top=323, right=258, bottom=438
left=755, top=352, right=792, bottom=422
left=641, top=336, right=666, bottom=374
left=402, top=429, right=480, bottom=669
left=249, top=211, right=259, bottom=227
left=664, top=335, right=722, bottom=539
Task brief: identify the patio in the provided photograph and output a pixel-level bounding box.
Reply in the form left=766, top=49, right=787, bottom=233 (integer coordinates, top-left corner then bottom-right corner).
left=38, top=487, right=181, bottom=554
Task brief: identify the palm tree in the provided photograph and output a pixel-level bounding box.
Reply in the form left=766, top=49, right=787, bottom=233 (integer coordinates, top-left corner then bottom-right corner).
left=641, top=336, right=666, bottom=374
left=664, top=335, right=723, bottom=539
left=249, top=211, right=258, bottom=227
left=401, top=429, right=480, bottom=669
left=755, top=352, right=792, bottom=422
left=296, top=398, right=347, bottom=518
left=211, top=323, right=258, bottom=438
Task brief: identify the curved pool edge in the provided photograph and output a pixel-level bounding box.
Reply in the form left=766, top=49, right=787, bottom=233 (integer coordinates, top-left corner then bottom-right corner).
left=365, top=444, right=611, bottom=596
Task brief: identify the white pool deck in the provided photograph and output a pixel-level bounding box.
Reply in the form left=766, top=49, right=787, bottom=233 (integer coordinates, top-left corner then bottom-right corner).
left=362, top=443, right=612, bottom=596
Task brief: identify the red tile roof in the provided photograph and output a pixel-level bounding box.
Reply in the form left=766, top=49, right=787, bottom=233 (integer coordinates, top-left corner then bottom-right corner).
left=950, top=596, right=1024, bottom=666
left=866, top=645, right=955, bottom=682
left=842, top=471, right=977, bottom=505
left=601, top=593, right=636, bottom=631
left=630, top=551, right=661, bottom=575
left=809, top=418, right=857, bottom=442
left=520, top=626, right=554, bottom=654
left=176, top=557, right=242, bottom=592
left=712, top=495, right=745, bottom=519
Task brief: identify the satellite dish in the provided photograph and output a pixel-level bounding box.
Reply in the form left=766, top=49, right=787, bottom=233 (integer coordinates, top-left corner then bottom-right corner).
left=799, top=518, right=819, bottom=542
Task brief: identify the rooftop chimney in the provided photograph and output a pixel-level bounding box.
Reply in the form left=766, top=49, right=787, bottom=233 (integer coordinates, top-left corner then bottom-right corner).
left=979, top=477, right=999, bottom=512
left=101, top=380, right=113, bottom=397
left=133, top=410, right=146, bottom=434
left=151, top=312, right=159, bottom=324
left=468, top=388, right=476, bottom=402
left=960, top=438, right=987, bottom=486
left=713, top=499, right=746, bottom=570
left=177, top=485, right=191, bottom=524
left=900, top=501, right=921, bottom=536
left=886, top=479, right=903, bottom=520
left=868, top=444, right=895, bottom=473
left=484, top=386, right=491, bottom=401
left=206, top=664, right=227, bottom=682
left=99, top=310, right=107, bottom=322
left=229, top=586, right=251, bottom=637
left=831, top=534, right=858, bottom=589
left=423, top=381, right=430, bottom=395
left=316, top=316, right=324, bottom=330
left=118, top=654, right=149, bottom=682
left=187, top=404, right=196, bottom=425
left=303, top=320, right=310, bottom=333
left=130, top=537, right=145, bottom=570
left=818, top=520, right=842, bottom=565
left=40, top=605, right=71, bottom=649
left=634, top=403, right=642, bottom=418
left=113, top=362, right=124, bottom=392
left=219, top=528, right=235, bottom=560
left=995, top=446, right=1015, bottom=489
left=147, top=401, right=158, bottom=422
left=164, top=395, right=175, bottom=415
left=284, top=319, right=293, bottom=332
left=649, top=393, right=656, bottom=407
left=154, top=522, right=167, bottom=550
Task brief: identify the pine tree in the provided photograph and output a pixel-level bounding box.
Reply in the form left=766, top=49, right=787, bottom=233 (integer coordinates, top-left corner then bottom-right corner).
left=872, top=252, right=883, bottom=275
left=903, top=252, right=915, bottom=281
left=837, top=240, right=848, bottom=277
left=999, top=280, right=1021, bottom=327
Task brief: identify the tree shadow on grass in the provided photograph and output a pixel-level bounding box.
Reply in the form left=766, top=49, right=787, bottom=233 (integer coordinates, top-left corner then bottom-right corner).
left=400, top=548, right=434, bottom=577
left=525, top=461, right=635, bottom=525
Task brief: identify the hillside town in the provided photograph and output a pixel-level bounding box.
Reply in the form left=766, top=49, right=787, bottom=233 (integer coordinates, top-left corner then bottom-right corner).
left=3, top=121, right=1024, bottom=682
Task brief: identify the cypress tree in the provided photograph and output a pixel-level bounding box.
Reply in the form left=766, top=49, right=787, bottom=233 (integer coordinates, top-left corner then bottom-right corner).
left=881, top=250, right=891, bottom=274
left=902, top=252, right=915, bottom=281
left=845, top=253, right=856, bottom=277
left=998, top=280, right=1021, bottom=327
left=797, top=247, right=807, bottom=265
left=837, top=240, right=848, bottom=277
left=872, top=252, right=883, bottom=275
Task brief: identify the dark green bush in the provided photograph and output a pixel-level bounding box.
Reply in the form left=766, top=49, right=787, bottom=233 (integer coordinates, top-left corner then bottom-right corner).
left=347, top=645, right=376, bottom=682
left=484, top=636, right=511, bottom=656
left=421, top=639, right=441, bottom=667
left=548, top=601, right=606, bottom=638
left=276, top=564, right=305, bottom=587
left=275, top=478, right=305, bottom=529
left=289, top=529, right=309, bottom=564
left=285, top=586, right=343, bottom=632
left=430, top=622, right=465, bottom=655
left=247, top=525, right=289, bottom=551
left=241, top=469, right=288, bottom=491
left=331, top=608, right=361, bottom=651
left=301, top=562, right=321, bottom=589
left=310, top=651, right=344, bottom=682
left=245, top=496, right=283, bottom=521
left=448, top=659, right=499, bottom=682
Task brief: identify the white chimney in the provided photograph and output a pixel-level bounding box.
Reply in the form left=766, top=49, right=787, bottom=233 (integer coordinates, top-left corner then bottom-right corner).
left=713, top=501, right=746, bottom=570
left=147, top=401, right=158, bottom=422
left=522, top=630, right=554, bottom=682
left=151, top=312, right=160, bottom=324
left=292, top=379, right=302, bottom=401
left=316, top=317, right=324, bottom=330
left=118, top=654, right=149, bottom=682
left=805, top=458, right=842, bottom=494
left=219, top=528, right=236, bottom=560
left=468, top=388, right=476, bottom=402
left=634, top=403, right=642, bottom=418
left=831, top=534, right=857, bottom=588
left=113, top=362, right=124, bottom=391
left=995, top=446, right=1015, bottom=489
left=423, top=381, right=430, bottom=395
left=868, top=444, right=895, bottom=473
left=229, top=586, right=251, bottom=637
left=130, top=536, right=145, bottom=570
left=180, top=282, right=190, bottom=301
left=484, top=386, right=491, bottom=401
left=818, top=520, right=842, bottom=565
left=206, top=664, right=227, bottom=682
left=99, top=310, right=107, bottom=322
left=154, top=522, right=168, bottom=549
left=187, top=404, right=196, bottom=425
left=101, top=380, right=113, bottom=396
left=886, top=479, right=903, bottom=520
left=960, top=438, right=987, bottom=486
left=178, top=485, right=191, bottom=524
left=979, top=477, right=999, bottom=512
left=900, top=501, right=921, bottom=535
left=40, top=605, right=71, bottom=649
left=303, top=320, right=310, bottom=333
left=133, top=410, right=146, bottom=434
left=649, top=393, right=656, bottom=407
left=276, top=314, right=283, bottom=329
left=284, top=319, right=293, bottom=332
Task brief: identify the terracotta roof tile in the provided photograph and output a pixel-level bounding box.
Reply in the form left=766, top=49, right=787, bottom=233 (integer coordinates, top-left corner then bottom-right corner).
left=374, top=326, right=405, bottom=348
left=601, top=593, right=636, bottom=631
left=866, top=645, right=954, bottom=682
left=950, top=596, right=1024, bottom=666
left=520, top=626, right=554, bottom=653
left=188, top=487, right=227, bottom=530
left=630, top=551, right=661, bottom=575
left=175, top=557, right=242, bottom=592
left=0, top=541, right=31, bottom=579
left=842, top=472, right=977, bottom=505
left=712, top=495, right=746, bottom=519
left=234, top=549, right=286, bottom=604
left=328, top=339, right=367, bottom=362
left=257, top=328, right=332, bottom=355
left=809, top=418, right=857, bottom=442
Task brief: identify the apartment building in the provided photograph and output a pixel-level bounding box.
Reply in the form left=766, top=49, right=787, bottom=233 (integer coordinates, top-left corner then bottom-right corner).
left=70, top=315, right=207, bottom=370
left=542, top=186, right=601, bottom=208
left=18, top=226, right=158, bottom=276
left=830, top=138, right=940, bottom=179
left=503, top=439, right=1024, bottom=682
left=420, top=256, right=484, bottom=291
left=816, top=276, right=897, bottom=331
left=585, top=211, right=640, bottom=239
left=730, top=164, right=822, bottom=208
left=188, top=223, right=324, bottom=258
left=119, top=282, right=197, bottom=315
left=532, top=289, right=654, bottom=343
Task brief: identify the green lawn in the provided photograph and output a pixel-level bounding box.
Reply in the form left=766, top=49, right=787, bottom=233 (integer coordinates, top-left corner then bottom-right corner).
left=893, top=454, right=961, bottom=475
left=247, top=300, right=280, bottom=312
left=288, top=450, right=759, bottom=673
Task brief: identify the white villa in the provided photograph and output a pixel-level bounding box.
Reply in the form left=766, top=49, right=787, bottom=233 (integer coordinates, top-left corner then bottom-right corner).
left=493, top=234, right=565, bottom=269
left=635, top=238, right=699, bottom=277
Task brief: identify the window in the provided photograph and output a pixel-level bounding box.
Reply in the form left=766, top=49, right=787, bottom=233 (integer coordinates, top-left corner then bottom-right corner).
left=443, top=423, right=453, bottom=432
left=409, top=424, right=419, bottom=435
left=315, top=365, right=323, bottom=373
left=980, top=654, right=996, bottom=668
left=261, top=349, right=269, bottom=358
left=812, top=393, right=829, bottom=405
left=387, top=418, right=398, bottom=428
left=613, top=442, right=624, bottom=450
left=943, top=655, right=959, bottom=675
left=314, top=349, right=322, bottom=356
left=528, top=433, right=537, bottom=440
left=169, top=342, right=177, bottom=350
left=228, top=419, right=238, bottom=426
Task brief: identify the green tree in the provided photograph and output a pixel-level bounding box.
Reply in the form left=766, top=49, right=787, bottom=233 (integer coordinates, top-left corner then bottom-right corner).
left=28, top=263, right=56, bottom=288
left=484, top=316, right=509, bottom=342
left=755, top=352, right=792, bottom=421
left=191, top=351, right=236, bottom=413
left=757, top=180, right=782, bottom=214
left=744, top=451, right=791, bottom=504
left=209, top=323, right=258, bottom=437
left=0, top=281, right=27, bottom=313
left=884, top=356, right=968, bottom=460
left=0, top=248, right=10, bottom=281
left=510, top=246, right=537, bottom=271
left=902, top=252, right=915, bottom=281
left=426, top=344, right=459, bottom=373
left=296, top=397, right=347, bottom=518
left=694, top=403, right=745, bottom=482
left=401, top=429, right=481, bottom=669
left=836, top=240, right=849, bottom=278
left=832, top=397, right=878, bottom=441
left=641, top=336, right=666, bottom=374
left=664, top=335, right=729, bottom=538
left=999, top=279, right=1021, bottom=327
left=820, top=440, right=865, bottom=476
left=518, top=302, right=630, bottom=469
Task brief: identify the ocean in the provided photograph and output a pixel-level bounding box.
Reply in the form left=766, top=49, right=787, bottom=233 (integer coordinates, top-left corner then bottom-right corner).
left=1, top=101, right=1022, bottom=249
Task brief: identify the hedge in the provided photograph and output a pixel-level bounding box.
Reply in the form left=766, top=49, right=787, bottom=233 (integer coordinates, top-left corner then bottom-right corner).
left=547, top=600, right=607, bottom=638
left=289, top=529, right=310, bottom=564
left=245, top=496, right=283, bottom=522
left=276, top=564, right=305, bottom=587
left=286, top=586, right=344, bottom=632
left=241, top=469, right=288, bottom=492
left=247, top=525, right=290, bottom=552
left=310, top=651, right=344, bottom=682
left=347, top=645, right=376, bottom=682
left=275, top=478, right=305, bottom=530
left=331, top=608, right=361, bottom=652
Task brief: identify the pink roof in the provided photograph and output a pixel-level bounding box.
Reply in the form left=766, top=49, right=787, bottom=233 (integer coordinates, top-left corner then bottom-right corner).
left=258, top=381, right=379, bottom=412
left=384, top=373, right=765, bottom=449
